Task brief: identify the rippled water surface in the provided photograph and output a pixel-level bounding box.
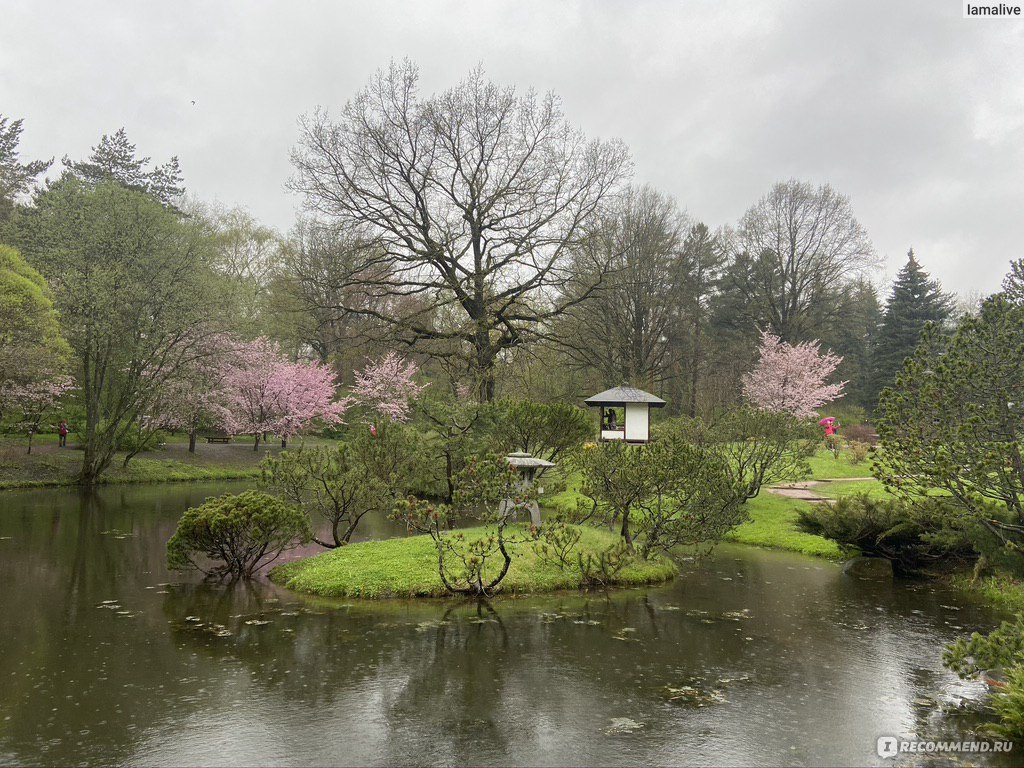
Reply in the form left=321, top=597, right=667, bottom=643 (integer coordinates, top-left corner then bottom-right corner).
left=0, top=482, right=1014, bottom=766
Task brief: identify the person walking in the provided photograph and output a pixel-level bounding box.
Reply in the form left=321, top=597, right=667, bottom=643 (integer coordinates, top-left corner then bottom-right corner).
left=58, top=420, right=69, bottom=448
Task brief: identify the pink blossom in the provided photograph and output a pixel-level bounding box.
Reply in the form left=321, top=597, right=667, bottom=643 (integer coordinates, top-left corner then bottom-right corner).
left=2, top=376, right=75, bottom=418
left=742, top=330, right=846, bottom=419
left=215, top=337, right=352, bottom=443
left=351, top=351, right=427, bottom=423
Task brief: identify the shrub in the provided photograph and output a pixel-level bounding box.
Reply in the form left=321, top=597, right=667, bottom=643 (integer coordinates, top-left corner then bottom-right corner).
left=846, top=440, right=871, bottom=464
left=944, top=615, right=1024, bottom=738
left=572, top=437, right=745, bottom=560
left=841, top=424, right=877, bottom=445
left=260, top=424, right=426, bottom=548
left=656, top=409, right=819, bottom=502
left=167, top=491, right=311, bottom=581
left=796, top=493, right=975, bottom=574
left=392, top=454, right=538, bottom=596
left=533, top=518, right=630, bottom=588
left=485, top=399, right=592, bottom=465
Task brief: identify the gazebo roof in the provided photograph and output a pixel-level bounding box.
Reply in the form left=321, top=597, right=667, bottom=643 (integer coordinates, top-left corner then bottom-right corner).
left=506, top=452, right=556, bottom=468
left=584, top=386, right=667, bottom=408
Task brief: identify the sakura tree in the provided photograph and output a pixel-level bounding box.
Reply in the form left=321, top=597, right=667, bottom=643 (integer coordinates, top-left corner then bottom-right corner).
left=352, top=352, right=427, bottom=424
left=149, top=333, right=240, bottom=454
left=742, top=330, right=846, bottom=419
left=217, top=337, right=351, bottom=449
left=2, top=376, right=75, bottom=454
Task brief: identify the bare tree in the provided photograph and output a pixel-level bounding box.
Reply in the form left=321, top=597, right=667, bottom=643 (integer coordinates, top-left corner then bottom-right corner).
left=290, top=61, right=631, bottom=401
left=725, top=179, right=877, bottom=342
left=273, top=217, right=418, bottom=373
left=554, top=186, right=686, bottom=391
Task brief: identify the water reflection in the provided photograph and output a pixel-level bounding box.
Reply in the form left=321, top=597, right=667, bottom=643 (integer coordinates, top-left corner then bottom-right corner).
left=0, top=482, right=1014, bottom=766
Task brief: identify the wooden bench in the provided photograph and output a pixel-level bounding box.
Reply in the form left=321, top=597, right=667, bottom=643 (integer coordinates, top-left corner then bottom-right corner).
left=205, top=435, right=232, bottom=444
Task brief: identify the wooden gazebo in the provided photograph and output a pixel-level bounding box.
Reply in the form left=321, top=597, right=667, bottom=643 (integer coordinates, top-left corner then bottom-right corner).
left=584, top=386, right=666, bottom=444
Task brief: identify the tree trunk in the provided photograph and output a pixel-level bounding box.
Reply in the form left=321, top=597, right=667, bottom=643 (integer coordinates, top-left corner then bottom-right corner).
left=688, top=315, right=702, bottom=418
left=188, top=429, right=197, bottom=454
left=619, top=512, right=633, bottom=551
left=253, top=434, right=260, bottom=452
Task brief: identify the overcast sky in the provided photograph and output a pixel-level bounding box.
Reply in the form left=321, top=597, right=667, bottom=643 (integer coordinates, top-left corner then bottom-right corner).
left=3, top=0, right=1022, bottom=297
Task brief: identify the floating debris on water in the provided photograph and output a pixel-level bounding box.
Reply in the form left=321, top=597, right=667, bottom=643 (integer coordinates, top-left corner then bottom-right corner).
left=414, top=620, right=449, bottom=632
left=606, top=717, right=644, bottom=734
left=721, top=609, right=752, bottom=621
left=716, top=674, right=752, bottom=686
left=662, top=684, right=727, bottom=707
left=184, top=616, right=202, bottom=623
left=244, top=619, right=271, bottom=626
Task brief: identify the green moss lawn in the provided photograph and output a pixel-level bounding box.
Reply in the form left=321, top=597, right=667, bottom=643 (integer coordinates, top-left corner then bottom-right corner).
left=271, top=524, right=678, bottom=599
left=725, top=493, right=847, bottom=559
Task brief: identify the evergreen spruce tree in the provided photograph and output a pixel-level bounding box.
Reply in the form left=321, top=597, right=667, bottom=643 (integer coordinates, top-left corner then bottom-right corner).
left=867, top=249, right=954, bottom=410
left=1001, top=258, right=1024, bottom=305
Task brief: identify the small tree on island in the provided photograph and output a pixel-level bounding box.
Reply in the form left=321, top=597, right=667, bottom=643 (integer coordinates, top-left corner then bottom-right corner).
left=742, top=329, right=846, bottom=419
left=572, top=439, right=745, bottom=559
left=392, top=454, right=538, bottom=597
left=657, top=408, right=819, bottom=502
left=260, top=424, right=425, bottom=548
left=166, top=491, right=312, bottom=581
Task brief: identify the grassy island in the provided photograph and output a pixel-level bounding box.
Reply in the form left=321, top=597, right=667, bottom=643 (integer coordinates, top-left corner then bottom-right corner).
left=270, top=524, right=678, bottom=599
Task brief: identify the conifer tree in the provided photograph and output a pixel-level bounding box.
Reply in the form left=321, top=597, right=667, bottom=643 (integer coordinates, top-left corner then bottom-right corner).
left=867, top=249, right=954, bottom=410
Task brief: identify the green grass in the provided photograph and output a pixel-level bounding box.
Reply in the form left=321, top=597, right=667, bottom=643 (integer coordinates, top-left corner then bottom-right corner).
left=0, top=437, right=280, bottom=489
left=726, top=492, right=847, bottom=559
left=541, top=462, right=847, bottom=560
left=950, top=574, right=1024, bottom=615
left=271, top=524, right=678, bottom=599
left=806, top=449, right=876, bottom=480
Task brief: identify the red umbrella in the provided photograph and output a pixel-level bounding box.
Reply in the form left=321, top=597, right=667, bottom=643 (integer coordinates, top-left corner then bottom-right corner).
left=818, top=417, right=836, bottom=426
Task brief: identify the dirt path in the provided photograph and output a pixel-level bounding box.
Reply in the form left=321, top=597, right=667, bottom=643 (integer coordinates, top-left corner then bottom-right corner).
left=767, top=478, right=875, bottom=503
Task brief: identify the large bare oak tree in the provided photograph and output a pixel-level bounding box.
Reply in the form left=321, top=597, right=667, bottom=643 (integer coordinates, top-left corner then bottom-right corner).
left=290, top=62, right=630, bottom=400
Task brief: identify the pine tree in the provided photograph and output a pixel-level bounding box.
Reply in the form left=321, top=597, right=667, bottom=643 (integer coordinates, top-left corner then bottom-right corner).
left=61, top=128, right=184, bottom=206
left=867, top=249, right=954, bottom=410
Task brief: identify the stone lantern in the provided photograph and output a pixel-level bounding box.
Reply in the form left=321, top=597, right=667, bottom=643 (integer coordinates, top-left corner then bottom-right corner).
left=500, top=452, right=555, bottom=526
left=584, top=386, right=666, bottom=444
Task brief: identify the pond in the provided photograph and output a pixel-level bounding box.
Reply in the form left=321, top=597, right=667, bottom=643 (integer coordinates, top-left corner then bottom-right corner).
left=0, top=482, right=1013, bottom=766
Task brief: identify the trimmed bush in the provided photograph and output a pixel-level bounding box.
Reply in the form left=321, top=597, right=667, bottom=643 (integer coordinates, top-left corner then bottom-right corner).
left=167, top=491, right=311, bottom=581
